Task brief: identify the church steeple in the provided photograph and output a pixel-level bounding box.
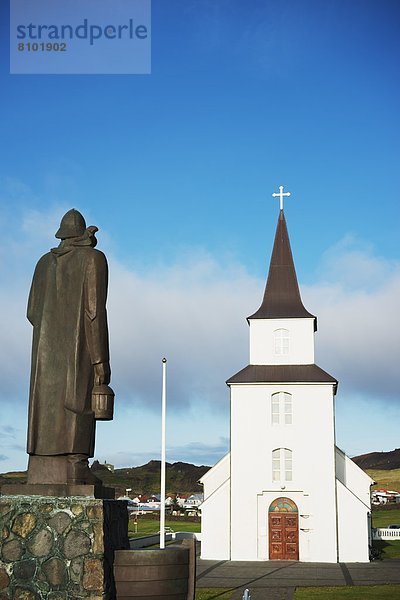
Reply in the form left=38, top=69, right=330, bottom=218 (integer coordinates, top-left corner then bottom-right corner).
left=248, top=209, right=317, bottom=330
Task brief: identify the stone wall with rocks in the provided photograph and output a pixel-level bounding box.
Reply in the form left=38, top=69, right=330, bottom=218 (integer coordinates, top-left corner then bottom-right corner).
left=0, top=496, right=129, bottom=600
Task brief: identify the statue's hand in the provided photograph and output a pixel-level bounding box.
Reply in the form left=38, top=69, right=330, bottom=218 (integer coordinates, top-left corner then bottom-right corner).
left=94, top=362, right=111, bottom=386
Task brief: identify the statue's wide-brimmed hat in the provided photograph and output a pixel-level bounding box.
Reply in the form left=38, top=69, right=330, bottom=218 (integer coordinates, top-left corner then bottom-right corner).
left=55, top=209, right=86, bottom=239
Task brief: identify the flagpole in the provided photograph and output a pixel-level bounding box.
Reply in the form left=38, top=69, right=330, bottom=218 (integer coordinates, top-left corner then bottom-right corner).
left=160, top=357, right=167, bottom=549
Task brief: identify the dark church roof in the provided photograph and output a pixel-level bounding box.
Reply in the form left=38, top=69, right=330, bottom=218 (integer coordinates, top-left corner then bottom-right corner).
left=226, top=364, right=337, bottom=393
left=248, top=210, right=317, bottom=330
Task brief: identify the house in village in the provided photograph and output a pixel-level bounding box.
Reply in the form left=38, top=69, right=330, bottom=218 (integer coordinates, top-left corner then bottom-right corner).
left=371, top=489, right=400, bottom=505
left=183, top=493, right=203, bottom=516
left=200, top=192, right=373, bottom=562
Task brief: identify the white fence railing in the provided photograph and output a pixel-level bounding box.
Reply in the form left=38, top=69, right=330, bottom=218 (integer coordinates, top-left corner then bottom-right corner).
left=372, top=528, right=400, bottom=540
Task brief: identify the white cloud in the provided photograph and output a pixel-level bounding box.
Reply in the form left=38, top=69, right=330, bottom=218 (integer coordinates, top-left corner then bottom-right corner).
left=304, top=239, right=400, bottom=401
left=316, top=235, right=398, bottom=290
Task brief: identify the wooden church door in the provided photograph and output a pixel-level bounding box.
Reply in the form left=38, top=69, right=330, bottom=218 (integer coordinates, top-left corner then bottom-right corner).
left=268, top=497, right=299, bottom=560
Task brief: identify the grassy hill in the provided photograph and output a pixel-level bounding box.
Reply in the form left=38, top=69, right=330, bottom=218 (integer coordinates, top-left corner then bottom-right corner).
left=351, top=448, right=400, bottom=491
left=366, top=468, right=400, bottom=491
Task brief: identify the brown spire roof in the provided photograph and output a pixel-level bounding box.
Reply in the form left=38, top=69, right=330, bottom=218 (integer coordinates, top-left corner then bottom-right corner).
left=248, top=210, right=317, bottom=329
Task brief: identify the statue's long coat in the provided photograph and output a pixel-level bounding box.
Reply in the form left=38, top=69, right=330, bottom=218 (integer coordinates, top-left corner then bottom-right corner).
left=27, top=244, right=110, bottom=456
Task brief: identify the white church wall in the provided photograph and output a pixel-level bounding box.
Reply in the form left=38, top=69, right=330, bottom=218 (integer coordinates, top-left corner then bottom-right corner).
left=336, top=479, right=370, bottom=562
left=200, top=453, right=231, bottom=560
left=335, top=447, right=373, bottom=507
left=230, top=382, right=338, bottom=562
left=200, top=478, right=231, bottom=560
left=200, top=452, right=230, bottom=501
left=230, top=384, right=260, bottom=560
left=249, top=318, right=315, bottom=365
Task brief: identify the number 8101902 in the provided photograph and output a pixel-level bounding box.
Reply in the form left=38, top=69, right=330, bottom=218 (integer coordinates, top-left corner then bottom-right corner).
left=18, top=42, right=67, bottom=52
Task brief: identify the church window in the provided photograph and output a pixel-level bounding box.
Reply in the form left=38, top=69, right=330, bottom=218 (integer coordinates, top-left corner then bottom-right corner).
left=285, top=448, right=293, bottom=481
left=272, top=449, right=280, bottom=481
left=272, top=448, right=293, bottom=482
left=271, top=392, right=292, bottom=425
left=274, top=328, right=289, bottom=355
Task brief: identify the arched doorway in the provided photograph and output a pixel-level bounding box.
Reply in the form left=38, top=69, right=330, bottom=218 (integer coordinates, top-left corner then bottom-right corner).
left=268, top=497, right=299, bottom=560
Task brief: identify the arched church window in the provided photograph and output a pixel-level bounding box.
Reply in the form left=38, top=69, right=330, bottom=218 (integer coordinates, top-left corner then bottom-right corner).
left=272, top=448, right=293, bottom=482
left=274, top=328, right=289, bottom=355
left=271, top=392, right=292, bottom=425
left=269, top=497, right=298, bottom=513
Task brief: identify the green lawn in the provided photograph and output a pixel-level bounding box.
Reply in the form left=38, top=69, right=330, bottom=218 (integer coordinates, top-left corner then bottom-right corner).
left=372, top=540, right=400, bottom=559
left=371, top=506, right=400, bottom=559
left=195, top=590, right=234, bottom=600
left=371, top=507, right=400, bottom=528
left=128, top=517, right=200, bottom=538
left=295, top=585, right=400, bottom=599
left=194, top=587, right=400, bottom=600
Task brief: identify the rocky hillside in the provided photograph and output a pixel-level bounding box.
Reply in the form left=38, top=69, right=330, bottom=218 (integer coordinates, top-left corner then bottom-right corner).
left=91, top=460, right=210, bottom=497
left=352, top=448, right=400, bottom=471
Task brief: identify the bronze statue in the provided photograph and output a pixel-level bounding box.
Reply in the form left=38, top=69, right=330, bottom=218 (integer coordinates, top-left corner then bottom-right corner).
left=26, top=209, right=114, bottom=489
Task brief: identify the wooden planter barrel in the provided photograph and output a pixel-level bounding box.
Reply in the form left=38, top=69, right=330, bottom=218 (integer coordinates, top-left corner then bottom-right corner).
left=114, top=543, right=195, bottom=600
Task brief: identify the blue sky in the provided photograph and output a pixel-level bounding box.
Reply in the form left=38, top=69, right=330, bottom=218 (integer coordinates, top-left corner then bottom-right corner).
left=0, top=0, right=399, bottom=473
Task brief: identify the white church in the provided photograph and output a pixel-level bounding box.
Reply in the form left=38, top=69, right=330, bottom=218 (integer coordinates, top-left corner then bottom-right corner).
left=200, top=188, right=373, bottom=563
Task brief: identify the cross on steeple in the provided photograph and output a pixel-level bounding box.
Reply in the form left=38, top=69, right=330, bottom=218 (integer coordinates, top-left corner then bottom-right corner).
left=272, top=185, right=291, bottom=211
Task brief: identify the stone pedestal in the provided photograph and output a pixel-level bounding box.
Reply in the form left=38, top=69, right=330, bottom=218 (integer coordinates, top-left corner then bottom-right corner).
left=0, top=496, right=129, bottom=600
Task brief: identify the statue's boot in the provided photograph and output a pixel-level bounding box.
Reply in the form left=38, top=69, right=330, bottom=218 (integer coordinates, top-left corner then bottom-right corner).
left=67, top=454, right=102, bottom=485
